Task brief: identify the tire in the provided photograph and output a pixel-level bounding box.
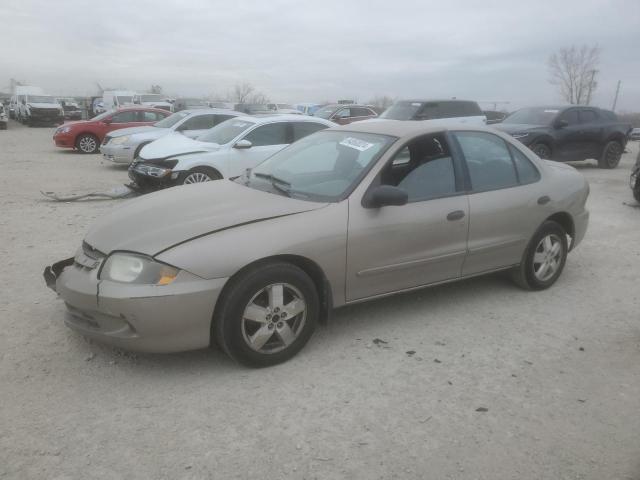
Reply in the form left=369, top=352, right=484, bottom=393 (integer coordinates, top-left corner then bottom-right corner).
left=75, top=134, right=99, bottom=154
left=598, top=140, right=623, bottom=169
left=182, top=167, right=222, bottom=185
left=511, top=220, right=568, bottom=290
left=633, top=179, right=640, bottom=203
left=213, top=262, right=319, bottom=367
left=530, top=143, right=551, bottom=160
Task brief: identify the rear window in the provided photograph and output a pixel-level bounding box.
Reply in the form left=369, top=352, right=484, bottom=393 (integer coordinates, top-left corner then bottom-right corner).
left=439, top=101, right=482, bottom=117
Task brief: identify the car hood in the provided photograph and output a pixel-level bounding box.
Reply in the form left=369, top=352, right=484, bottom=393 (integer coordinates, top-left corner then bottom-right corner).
left=84, top=180, right=325, bottom=256
left=494, top=123, right=547, bottom=134
left=108, top=126, right=159, bottom=137
left=139, top=132, right=219, bottom=160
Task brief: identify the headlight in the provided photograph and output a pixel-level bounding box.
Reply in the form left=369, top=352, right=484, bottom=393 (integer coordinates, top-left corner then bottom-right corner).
left=58, top=126, right=71, bottom=133
left=135, top=163, right=172, bottom=177
left=99, top=253, right=179, bottom=285
left=511, top=132, right=530, bottom=139
left=111, top=135, right=130, bottom=145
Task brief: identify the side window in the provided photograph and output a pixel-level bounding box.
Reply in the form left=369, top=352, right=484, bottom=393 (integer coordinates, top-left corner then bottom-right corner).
left=180, top=114, right=218, bottom=130
left=334, top=108, right=351, bottom=119
left=454, top=131, right=518, bottom=192
left=292, top=122, right=329, bottom=141
left=380, top=134, right=457, bottom=202
left=416, top=102, right=439, bottom=120
left=578, top=109, right=598, bottom=124
left=244, top=122, right=289, bottom=147
left=509, top=145, right=541, bottom=184
left=140, top=111, right=161, bottom=122
left=559, top=109, right=579, bottom=125
left=110, top=111, right=138, bottom=123
left=351, top=107, right=371, bottom=117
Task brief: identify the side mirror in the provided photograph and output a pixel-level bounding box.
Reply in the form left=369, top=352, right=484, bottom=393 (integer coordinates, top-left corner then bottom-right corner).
left=366, top=185, right=408, bottom=208
left=234, top=139, right=252, bottom=149
left=102, top=118, right=112, bottom=124
left=555, top=119, right=569, bottom=129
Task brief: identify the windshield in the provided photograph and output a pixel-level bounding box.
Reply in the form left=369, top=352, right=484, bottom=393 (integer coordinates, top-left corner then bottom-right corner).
left=197, top=119, right=255, bottom=144
left=27, top=95, right=57, bottom=104
left=313, top=105, right=338, bottom=119
left=154, top=111, right=188, bottom=128
left=139, top=94, right=163, bottom=102
left=380, top=101, right=422, bottom=120
left=245, top=131, right=396, bottom=202
left=116, top=96, right=133, bottom=105
left=502, top=107, right=560, bottom=125
left=92, top=111, right=115, bottom=121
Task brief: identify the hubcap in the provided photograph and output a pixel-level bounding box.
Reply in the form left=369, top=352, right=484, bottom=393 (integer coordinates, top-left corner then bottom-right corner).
left=79, top=136, right=96, bottom=152
left=241, top=283, right=307, bottom=354
left=532, top=234, right=563, bottom=282
left=533, top=145, right=550, bottom=159
left=183, top=172, right=211, bottom=184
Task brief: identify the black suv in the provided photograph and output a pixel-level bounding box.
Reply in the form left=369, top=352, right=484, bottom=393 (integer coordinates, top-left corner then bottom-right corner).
left=495, top=106, right=631, bottom=169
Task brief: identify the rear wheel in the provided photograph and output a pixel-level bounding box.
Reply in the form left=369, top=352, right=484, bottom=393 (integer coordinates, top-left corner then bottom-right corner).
left=598, top=140, right=623, bottom=169
left=511, top=221, right=568, bottom=290
left=530, top=143, right=551, bottom=159
left=75, top=134, right=99, bottom=154
left=213, top=262, right=319, bottom=367
left=182, top=167, right=221, bottom=185
left=633, top=178, right=640, bottom=203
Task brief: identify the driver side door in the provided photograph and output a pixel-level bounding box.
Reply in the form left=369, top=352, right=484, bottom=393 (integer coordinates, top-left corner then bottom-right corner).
left=346, top=133, right=469, bottom=301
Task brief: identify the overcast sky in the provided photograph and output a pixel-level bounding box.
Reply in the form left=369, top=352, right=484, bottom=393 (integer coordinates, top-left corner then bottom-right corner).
left=2, top=0, right=639, bottom=111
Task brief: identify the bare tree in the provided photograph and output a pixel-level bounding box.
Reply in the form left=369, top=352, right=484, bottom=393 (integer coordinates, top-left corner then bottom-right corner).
left=233, top=82, right=255, bottom=103
left=548, top=44, right=600, bottom=105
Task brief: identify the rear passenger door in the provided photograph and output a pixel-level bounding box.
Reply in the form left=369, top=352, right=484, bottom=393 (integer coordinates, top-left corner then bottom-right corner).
left=452, top=131, right=547, bottom=275
left=577, top=108, right=604, bottom=159
left=232, top=121, right=291, bottom=174
left=553, top=109, right=585, bottom=160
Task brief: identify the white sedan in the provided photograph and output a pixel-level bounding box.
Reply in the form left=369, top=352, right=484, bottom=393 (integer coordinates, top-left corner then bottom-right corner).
left=100, top=109, right=240, bottom=164
left=128, top=114, right=334, bottom=189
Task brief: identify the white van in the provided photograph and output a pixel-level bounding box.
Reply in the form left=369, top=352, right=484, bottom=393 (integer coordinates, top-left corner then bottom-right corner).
left=101, top=90, right=136, bottom=112
left=132, top=93, right=172, bottom=111
left=14, top=86, right=64, bottom=126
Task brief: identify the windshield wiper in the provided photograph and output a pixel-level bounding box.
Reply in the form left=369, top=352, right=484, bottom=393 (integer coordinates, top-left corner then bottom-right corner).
left=253, top=172, right=292, bottom=196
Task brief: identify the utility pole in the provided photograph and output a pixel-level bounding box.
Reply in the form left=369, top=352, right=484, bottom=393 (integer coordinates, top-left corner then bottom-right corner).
left=611, top=80, right=621, bottom=111
left=585, top=69, right=598, bottom=105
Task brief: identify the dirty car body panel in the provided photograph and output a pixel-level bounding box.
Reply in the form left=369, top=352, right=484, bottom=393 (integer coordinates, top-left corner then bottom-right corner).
left=45, top=121, right=589, bottom=354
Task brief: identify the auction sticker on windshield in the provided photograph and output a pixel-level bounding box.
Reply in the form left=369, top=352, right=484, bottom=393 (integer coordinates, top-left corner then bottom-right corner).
left=339, top=137, right=375, bottom=152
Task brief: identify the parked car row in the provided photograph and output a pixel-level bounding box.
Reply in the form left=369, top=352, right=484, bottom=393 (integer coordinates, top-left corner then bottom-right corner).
left=44, top=119, right=591, bottom=366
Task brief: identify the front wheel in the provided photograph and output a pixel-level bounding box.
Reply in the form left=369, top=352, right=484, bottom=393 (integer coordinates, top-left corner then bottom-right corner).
left=633, top=178, right=640, bottom=203
left=530, top=143, right=551, bottom=159
left=213, top=262, right=319, bottom=367
left=75, top=134, right=99, bottom=154
left=598, top=141, right=623, bottom=169
left=511, top=221, right=568, bottom=290
left=182, top=167, right=221, bottom=185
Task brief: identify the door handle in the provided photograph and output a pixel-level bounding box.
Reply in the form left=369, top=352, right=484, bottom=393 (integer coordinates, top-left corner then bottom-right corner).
left=446, top=210, right=465, bottom=221
left=537, top=195, right=550, bottom=205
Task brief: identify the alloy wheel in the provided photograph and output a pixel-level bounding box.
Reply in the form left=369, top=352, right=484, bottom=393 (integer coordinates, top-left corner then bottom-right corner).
left=183, top=172, right=211, bottom=184
left=532, top=234, right=563, bottom=282
left=241, top=283, right=307, bottom=354
left=605, top=142, right=622, bottom=168
left=78, top=136, right=97, bottom=153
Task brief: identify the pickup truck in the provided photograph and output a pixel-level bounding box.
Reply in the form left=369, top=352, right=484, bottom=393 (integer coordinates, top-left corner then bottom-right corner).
left=495, top=106, right=632, bottom=168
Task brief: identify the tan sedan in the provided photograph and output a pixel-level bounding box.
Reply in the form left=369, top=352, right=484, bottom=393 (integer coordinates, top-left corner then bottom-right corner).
left=44, top=121, right=589, bottom=367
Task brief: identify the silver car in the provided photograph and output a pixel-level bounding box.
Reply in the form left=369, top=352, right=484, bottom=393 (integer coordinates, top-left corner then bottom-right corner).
left=45, top=121, right=589, bottom=367
left=100, top=109, right=240, bottom=164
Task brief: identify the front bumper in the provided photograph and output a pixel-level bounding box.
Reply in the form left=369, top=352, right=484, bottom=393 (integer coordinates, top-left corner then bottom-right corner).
left=44, top=255, right=228, bottom=353
left=101, top=143, right=135, bottom=164
left=571, top=209, right=589, bottom=251
left=29, top=110, right=63, bottom=124
left=53, top=131, right=75, bottom=148
left=128, top=161, right=184, bottom=191
left=64, top=112, right=82, bottom=120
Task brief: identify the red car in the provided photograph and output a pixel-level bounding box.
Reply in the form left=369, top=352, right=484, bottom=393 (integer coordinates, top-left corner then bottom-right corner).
left=53, top=107, right=171, bottom=154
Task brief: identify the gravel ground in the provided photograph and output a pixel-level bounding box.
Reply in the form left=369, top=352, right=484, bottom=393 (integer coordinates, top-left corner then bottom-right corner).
left=1, top=120, right=639, bottom=480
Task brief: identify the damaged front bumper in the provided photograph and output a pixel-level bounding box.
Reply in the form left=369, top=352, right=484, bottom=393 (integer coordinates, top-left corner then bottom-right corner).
left=43, top=252, right=228, bottom=353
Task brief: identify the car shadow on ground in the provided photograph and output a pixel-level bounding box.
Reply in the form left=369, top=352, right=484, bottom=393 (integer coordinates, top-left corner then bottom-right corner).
left=74, top=272, right=518, bottom=375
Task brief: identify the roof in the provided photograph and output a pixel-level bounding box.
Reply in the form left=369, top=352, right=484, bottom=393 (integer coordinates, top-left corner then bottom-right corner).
left=237, top=113, right=333, bottom=124
left=114, top=106, right=171, bottom=113
left=326, top=119, right=499, bottom=139
left=398, top=99, right=479, bottom=104
left=181, top=108, right=239, bottom=116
